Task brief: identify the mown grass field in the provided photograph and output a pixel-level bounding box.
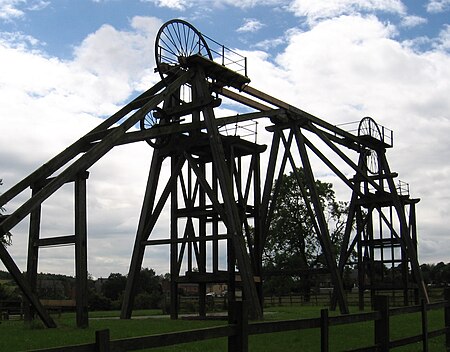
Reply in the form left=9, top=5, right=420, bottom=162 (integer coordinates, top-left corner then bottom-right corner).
left=0, top=303, right=447, bottom=352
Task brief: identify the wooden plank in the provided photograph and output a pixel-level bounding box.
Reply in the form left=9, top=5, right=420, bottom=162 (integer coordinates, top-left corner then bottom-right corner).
left=109, top=326, right=235, bottom=350
left=29, top=344, right=96, bottom=352
left=36, top=235, right=76, bottom=247
left=328, top=311, right=379, bottom=326
left=248, top=317, right=321, bottom=335
left=143, top=234, right=229, bottom=246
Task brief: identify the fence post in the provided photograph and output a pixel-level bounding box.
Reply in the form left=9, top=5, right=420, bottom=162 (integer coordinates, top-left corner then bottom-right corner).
left=444, top=288, right=450, bottom=350
left=228, top=301, right=248, bottom=352
left=374, top=295, right=389, bottom=352
left=421, top=299, right=428, bottom=352
left=95, top=329, right=110, bottom=352
left=320, top=308, right=329, bottom=352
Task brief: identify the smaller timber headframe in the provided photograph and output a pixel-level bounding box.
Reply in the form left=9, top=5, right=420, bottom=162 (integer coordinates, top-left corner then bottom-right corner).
left=0, top=19, right=428, bottom=327
left=334, top=118, right=424, bottom=309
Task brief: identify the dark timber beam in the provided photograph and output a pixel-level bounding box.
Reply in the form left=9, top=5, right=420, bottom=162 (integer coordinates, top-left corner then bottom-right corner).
left=0, top=243, right=56, bottom=327
left=195, top=71, right=263, bottom=319
left=75, top=172, right=89, bottom=328
left=294, top=128, right=349, bottom=314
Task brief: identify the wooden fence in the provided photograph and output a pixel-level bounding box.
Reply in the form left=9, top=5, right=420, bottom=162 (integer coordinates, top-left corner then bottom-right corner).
left=27, top=293, right=450, bottom=352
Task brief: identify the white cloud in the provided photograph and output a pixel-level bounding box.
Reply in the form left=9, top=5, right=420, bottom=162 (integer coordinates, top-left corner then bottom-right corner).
left=0, top=31, right=43, bottom=48
left=216, top=0, right=284, bottom=9
left=0, top=0, right=25, bottom=20
left=288, top=0, right=406, bottom=24
left=434, top=24, right=450, bottom=51
left=253, top=36, right=286, bottom=50
left=143, top=0, right=189, bottom=10
left=401, top=15, right=427, bottom=28
left=0, top=0, right=49, bottom=21
left=144, top=0, right=285, bottom=11
left=237, top=18, right=264, bottom=33
left=27, top=0, right=49, bottom=11
left=426, top=0, right=450, bottom=13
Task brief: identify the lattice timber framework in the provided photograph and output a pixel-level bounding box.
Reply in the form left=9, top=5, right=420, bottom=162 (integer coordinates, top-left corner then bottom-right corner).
left=0, top=19, right=429, bottom=327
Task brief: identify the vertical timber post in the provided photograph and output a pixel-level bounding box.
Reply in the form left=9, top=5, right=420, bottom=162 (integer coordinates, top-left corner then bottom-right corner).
left=444, top=288, right=450, bottom=350
left=421, top=299, right=428, bottom=352
left=170, top=155, right=179, bottom=320
left=374, top=295, right=390, bottom=352
left=25, top=184, right=41, bottom=321
left=75, top=171, right=89, bottom=328
left=121, top=151, right=164, bottom=319
left=195, top=71, right=262, bottom=319
left=228, top=301, right=248, bottom=352
left=321, top=308, right=329, bottom=352
left=295, top=128, right=349, bottom=314
left=95, top=329, right=110, bottom=352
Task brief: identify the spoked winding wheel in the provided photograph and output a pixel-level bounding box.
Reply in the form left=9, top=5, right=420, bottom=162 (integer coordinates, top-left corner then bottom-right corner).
left=141, top=20, right=213, bottom=148
left=358, top=116, right=382, bottom=175
left=155, top=19, right=212, bottom=84
left=140, top=107, right=171, bottom=148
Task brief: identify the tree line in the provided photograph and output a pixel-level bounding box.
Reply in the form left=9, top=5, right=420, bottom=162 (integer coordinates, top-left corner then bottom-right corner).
left=0, top=268, right=166, bottom=311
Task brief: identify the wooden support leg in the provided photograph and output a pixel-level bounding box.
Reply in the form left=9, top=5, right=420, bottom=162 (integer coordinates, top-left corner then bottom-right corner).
left=0, top=243, right=56, bottom=327
left=121, top=152, right=164, bottom=319
left=295, top=128, right=349, bottom=314
left=25, top=185, right=41, bottom=321
left=75, top=172, right=89, bottom=328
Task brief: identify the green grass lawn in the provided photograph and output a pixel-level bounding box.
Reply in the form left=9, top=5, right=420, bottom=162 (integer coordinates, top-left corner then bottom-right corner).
left=0, top=306, right=447, bottom=351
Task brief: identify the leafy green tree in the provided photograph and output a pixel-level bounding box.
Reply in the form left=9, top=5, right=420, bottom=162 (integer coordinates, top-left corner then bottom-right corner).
left=135, top=268, right=163, bottom=309
left=101, top=273, right=127, bottom=301
left=264, top=168, right=349, bottom=297
left=137, top=268, right=162, bottom=295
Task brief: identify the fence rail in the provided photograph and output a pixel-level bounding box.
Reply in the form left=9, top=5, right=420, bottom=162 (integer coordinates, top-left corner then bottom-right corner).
left=29, top=291, right=450, bottom=352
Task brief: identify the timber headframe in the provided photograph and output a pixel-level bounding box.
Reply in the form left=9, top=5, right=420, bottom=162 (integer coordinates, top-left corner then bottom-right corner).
left=0, top=19, right=427, bottom=327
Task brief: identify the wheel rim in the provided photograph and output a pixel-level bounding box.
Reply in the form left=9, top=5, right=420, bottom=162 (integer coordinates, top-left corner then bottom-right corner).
left=358, top=116, right=382, bottom=141
left=358, top=117, right=381, bottom=175
left=140, top=107, right=171, bottom=148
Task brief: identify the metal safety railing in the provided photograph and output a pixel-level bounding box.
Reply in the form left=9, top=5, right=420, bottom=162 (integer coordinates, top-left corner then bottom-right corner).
left=337, top=120, right=394, bottom=147
left=202, top=33, right=248, bottom=77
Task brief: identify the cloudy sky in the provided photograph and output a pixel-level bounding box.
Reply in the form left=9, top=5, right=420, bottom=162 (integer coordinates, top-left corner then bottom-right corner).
left=0, top=0, right=449, bottom=279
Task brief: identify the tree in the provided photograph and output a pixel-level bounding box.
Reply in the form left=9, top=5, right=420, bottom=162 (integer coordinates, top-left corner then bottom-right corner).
left=101, top=273, right=127, bottom=301
left=0, top=179, right=12, bottom=246
left=263, top=167, right=349, bottom=297
left=135, top=268, right=163, bottom=309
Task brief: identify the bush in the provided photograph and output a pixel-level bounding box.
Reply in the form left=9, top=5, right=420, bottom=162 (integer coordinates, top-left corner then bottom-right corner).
left=88, top=290, right=112, bottom=311
left=134, top=292, right=162, bottom=309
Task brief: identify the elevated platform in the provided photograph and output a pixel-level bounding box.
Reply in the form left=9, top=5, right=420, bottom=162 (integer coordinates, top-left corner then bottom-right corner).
left=182, top=54, right=250, bottom=90
left=162, top=132, right=266, bottom=160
